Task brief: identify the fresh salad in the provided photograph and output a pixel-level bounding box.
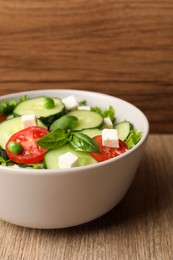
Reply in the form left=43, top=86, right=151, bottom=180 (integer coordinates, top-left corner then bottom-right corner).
left=0, top=95, right=142, bottom=169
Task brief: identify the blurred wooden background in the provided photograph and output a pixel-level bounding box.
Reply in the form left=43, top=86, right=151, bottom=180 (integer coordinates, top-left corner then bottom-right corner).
left=0, top=0, right=172, bottom=133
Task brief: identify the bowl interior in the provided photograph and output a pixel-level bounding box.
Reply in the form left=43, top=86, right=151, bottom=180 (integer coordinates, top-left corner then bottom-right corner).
left=0, top=89, right=149, bottom=173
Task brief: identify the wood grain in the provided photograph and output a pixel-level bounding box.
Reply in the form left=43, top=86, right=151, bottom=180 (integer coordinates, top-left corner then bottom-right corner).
left=0, top=0, right=173, bottom=133
left=0, top=134, right=173, bottom=260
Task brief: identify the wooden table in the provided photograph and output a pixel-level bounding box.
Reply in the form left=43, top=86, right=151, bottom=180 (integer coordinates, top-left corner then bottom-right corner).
left=0, top=0, right=173, bottom=259
left=0, top=134, right=172, bottom=259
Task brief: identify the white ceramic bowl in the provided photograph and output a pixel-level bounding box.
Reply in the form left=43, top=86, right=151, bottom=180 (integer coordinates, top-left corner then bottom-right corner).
left=0, top=89, right=149, bottom=229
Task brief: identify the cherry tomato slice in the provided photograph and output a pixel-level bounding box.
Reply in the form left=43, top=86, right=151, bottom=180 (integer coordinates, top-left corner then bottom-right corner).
left=0, top=114, right=6, bottom=123
left=6, top=126, right=49, bottom=164
left=90, top=135, right=128, bottom=162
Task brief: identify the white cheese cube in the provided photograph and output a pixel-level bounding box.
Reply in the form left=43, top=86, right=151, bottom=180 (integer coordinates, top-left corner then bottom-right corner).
left=58, top=152, right=79, bottom=169
left=21, top=114, right=37, bottom=128
left=62, top=95, right=78, bottom=110
left=102, top=129, right=119, bottom=148
left=103, top=117, right=113, bottom=128
left=78, top=105, right=91, bottom=111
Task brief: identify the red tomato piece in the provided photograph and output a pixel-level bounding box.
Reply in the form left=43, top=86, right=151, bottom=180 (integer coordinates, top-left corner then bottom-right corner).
left=90, top=135, right=128, bottom=162
left=6, top=126, right=49, bottom=164
left=0, top=114, right=6, bottom=123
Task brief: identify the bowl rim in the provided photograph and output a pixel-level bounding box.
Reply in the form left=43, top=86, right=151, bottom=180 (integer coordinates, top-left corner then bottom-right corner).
left=0, top=89, right=149, bottom=175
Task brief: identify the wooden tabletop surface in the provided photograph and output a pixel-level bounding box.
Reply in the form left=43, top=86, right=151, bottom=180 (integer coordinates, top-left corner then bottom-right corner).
left=0, top=0, right=173, bottom=259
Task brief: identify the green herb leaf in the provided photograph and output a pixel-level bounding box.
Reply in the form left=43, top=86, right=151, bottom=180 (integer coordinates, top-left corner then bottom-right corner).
left=37, top=129, right=71, bottom=150
left=125, top=129, right=143, bottom=149
left=49, top=115, right=78, bottom=131
left=91, top=106, right=102, bottom=115
left=0, top=157, right=6, bottom=166
left=0, top=156, right=11, bottom=166
left=70, top=132, right=100, bottom=152
left=102, top=106, right=115, bottom=121
left=0, top=147, right=11, bottom=166
left=0, top=146, right=9, bottom=160
left=37, top=128, right=100, bottom=153
left=91, top=105, right=115, bottom=122
left=19, top=95, right=29, bottom=103
left=18, top=163, right=45, bottom=169
left=0, top=95, right=29, bottom=116
left=79, top=100, right=87, bottom=105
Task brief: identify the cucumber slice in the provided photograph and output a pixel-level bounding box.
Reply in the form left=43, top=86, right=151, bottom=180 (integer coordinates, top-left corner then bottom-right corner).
left=79, top=128, right=102, bottom=138
left=0, top=116, right=47, bottom=149
left=114, top=120, right=132, bottom=141
left=44, top=144, right=97, bottom=169
left=67, top=110, right=103, bottom=131
left=14, top=96, right=65, bottom=126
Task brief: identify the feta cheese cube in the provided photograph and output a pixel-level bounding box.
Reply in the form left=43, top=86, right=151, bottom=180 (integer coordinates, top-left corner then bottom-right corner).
left=62, top=95, right=78, bottom=110
left=103, top=117, right=113, bottom=128
left=78, top=105, right=91, bottom=111
left=21, top=114, right=37, bottom=128
left=58, top=152, right=79, bottom=169
left=102, top=129, right=119, bottom=148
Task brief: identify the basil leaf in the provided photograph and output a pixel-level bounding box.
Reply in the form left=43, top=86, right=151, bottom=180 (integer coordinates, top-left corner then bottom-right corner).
left=70, top=132, right=100, bottom=152
left=37, top=129, right=70, bottom=150
left=49, top=115, right=78, bottom=131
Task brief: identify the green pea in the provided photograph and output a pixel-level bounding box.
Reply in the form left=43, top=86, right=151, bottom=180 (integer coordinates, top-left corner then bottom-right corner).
left=7, top=141, right=23, bottom=155
left=44, top=97, right=54, bottom=109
